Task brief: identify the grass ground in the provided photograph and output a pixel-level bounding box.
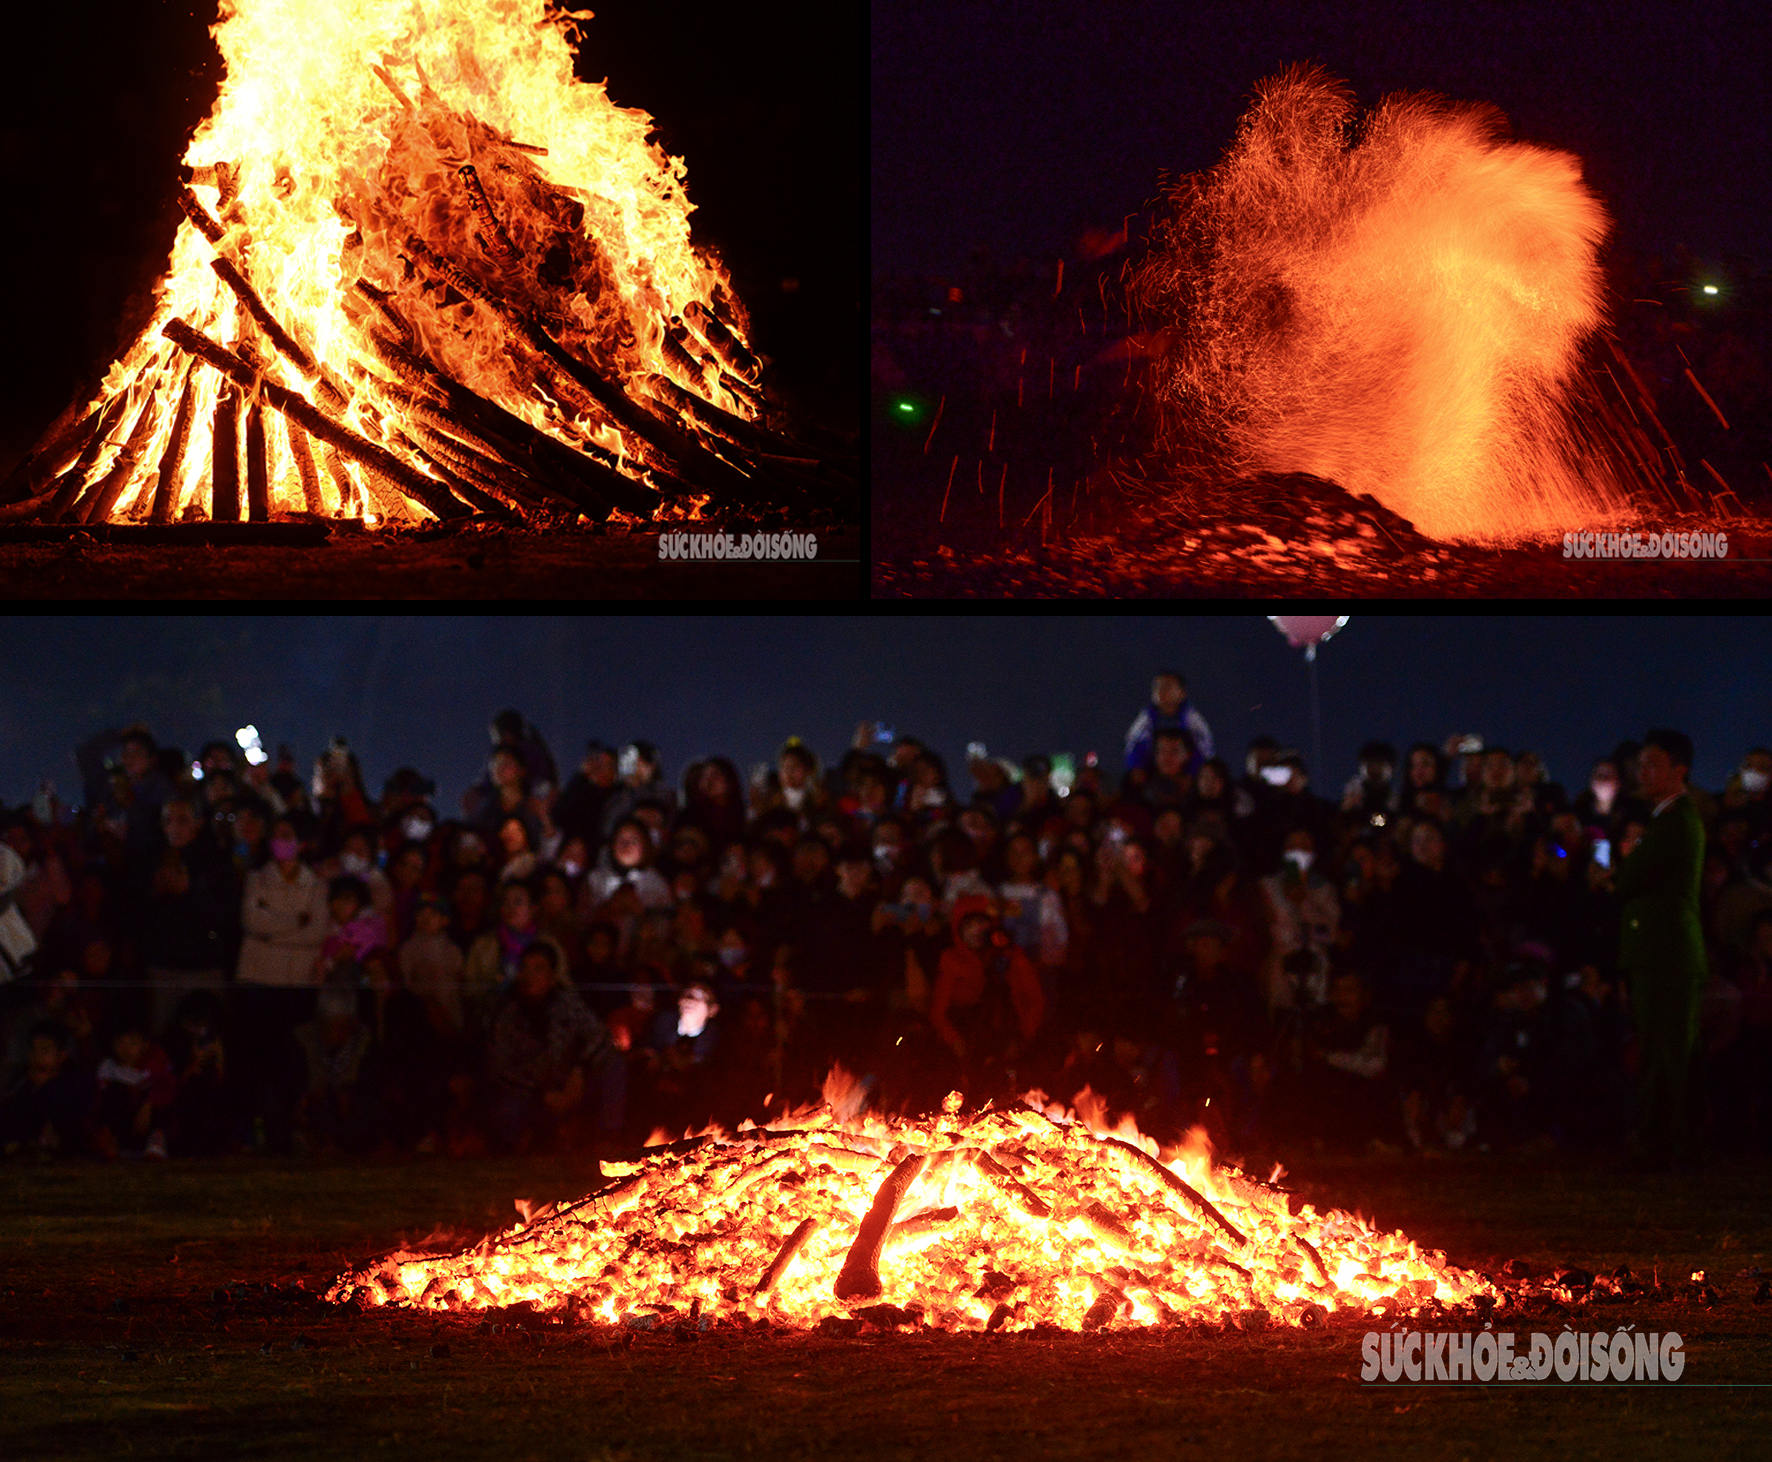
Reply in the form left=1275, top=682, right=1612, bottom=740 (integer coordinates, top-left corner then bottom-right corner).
left=2, top=1151, right=1769, bottom=1460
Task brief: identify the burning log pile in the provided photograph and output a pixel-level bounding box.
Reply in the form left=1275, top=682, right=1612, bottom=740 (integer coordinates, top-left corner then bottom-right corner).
left=0, top=0, right=856, bottom=531
left=328, top=1092, right=1493, bottom=1333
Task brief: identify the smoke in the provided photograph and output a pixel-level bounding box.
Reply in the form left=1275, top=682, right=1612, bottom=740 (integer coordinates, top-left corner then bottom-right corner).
left=1131, top=64, right=1630, bottom=541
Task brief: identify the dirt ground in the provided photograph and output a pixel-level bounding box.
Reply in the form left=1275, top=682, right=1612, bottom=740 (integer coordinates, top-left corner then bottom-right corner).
left=870, top=447, right=1772, bottom=598
left=3, top=1152, right=1768, bottom=1460
left=0, top=524, right=861, bottom=601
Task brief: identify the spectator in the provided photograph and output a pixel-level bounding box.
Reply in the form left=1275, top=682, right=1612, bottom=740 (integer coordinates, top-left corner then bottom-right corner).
left=487, top=942, right=617, bottom=1152
left=3, top=812, right=72, bottom=944
left=680, top=757, right=747, bottom=853
left=316, top=875, right=390, bottom=982
left=75, top=726, right=172, bottom=860
left=447, top=866, right=494, bottom=953
left=1171, top=918, right=1269, bottom=1141
left=239, top=816, right=331, bottom=988
left=0, top=835, right=38, bottom=983
left=92, top=1017, right=175, bottom=1159
left=137, top=795, right=240, bottom=1038
left=600, top=741, right=676, bottom=840
left=1298, top=971, right=1394, bottom=1152
left=1124, top=671, right=1214, bottom=779
left=553, top=740, right=619, bottom=851
left=462, top=878, right=569, bottom=1031
left=309, top=737, right=375, bottom=847
left=930, top=896, right=1045, bottom=1097
left=466, top=746, right=545, bottom=854
left=1609, top=729, right=1707, bottom=1167
left=463, top=709, right=560, bottom=821
left=643, top=978, right=724, bottom=1134
left=158, top=990, right=233, bottom=1157
left=586, top=818, right=673, bottom=912
left=997, top=830, right=1069, bottom=985
left=293, top=982, right=377, bottom=1154
left=1396, top=743, right=1447, bottom=822
left=1260, top=828, right=1341, bottom=1015
left=1340, top=741, right=1398, bottom=828
left=400, top=892, right=465, bottom=1041
left=1, top=1021, right=93, bottom=1157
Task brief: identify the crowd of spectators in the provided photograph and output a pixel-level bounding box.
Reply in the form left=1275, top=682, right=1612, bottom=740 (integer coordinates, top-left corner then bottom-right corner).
left=2, top=682, right=1768, bottom=1168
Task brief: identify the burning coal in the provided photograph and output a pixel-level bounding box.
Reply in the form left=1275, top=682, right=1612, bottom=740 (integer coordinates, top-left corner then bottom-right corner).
left=1129, top=64, right=1636, bottom=541
left=4, top=0, right=852, bottom=528
left=328, top=1083, right=1492, bottom=1333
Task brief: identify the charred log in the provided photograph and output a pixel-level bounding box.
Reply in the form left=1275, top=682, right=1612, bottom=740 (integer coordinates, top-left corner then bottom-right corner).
left=163, top=318, right=471, bottom=521
left=834, top=1153, right=928, bottom=1302
left=149, top=371, right=196, bottom=524
left=754, top=1218, right=819, bottom=1297
left=211, top=385, right=242, bottom=522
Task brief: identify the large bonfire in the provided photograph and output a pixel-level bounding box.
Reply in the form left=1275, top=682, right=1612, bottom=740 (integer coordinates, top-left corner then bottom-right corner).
left=328, top=1081, right=1493, bottom=1332
left=3, top=0, right=852, bottom=528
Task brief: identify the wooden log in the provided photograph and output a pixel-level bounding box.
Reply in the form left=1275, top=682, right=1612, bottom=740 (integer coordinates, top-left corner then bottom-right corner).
left=1102, top=1136, right=1248, bottom=1248
left=286, top=419, right=325, bottom=513
left=178, top=187, right=227, bottom=246
left=683, top=299, right=761, bottom=381
left=833, top=1153, right=927, bottom=1302
left=211, top=385, right=241, bottom=522
left=644, top=372, right=852, bottom=470
left=210, top=259, right=349, bottom=411
left=399, top=238, right=754, bottom=505
left=1, top=398, right=106, bottom=505
left=1295, top=1233, right=1332, bottom=1288
left=149, top=370, right=196, bottom=524
left=80, top=389, right=163, bottom=524
left=753, top=1217, right=818, bottom=1297
left=661, top=325, right=709, bottom=386
left=961, top=1148, right=1051, bottom=1219
left=0, top=485, right=60, bottom=524
left=1081, top=1283, right=1127, bottom=1332
left=459, top=165, right=521, bottom=259
left=245, top=399, right=270, bottom=522
left=351, top=299, right=653, bottom=516
left=45, top=394, right=130, bottom=522
left=163, top=318, right=470, bottom=521
left=883, top=1206, right=959, bottom=1248
left=394, top=432, right=520, bottom=522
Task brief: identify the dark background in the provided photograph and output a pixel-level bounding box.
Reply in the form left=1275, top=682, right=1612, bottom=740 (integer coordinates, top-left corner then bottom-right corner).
left=873, top=0, right=1772, bottom=281
left=2, top=616, right=1764, bottom=813
left=0, top=1, right=859, bottom=476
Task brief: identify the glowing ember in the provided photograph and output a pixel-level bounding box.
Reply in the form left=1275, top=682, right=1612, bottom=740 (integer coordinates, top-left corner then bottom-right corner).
left=1129, top=64, right=1639, bottom=542
left=328, top=1082, right=1493, bottom=1332
left=10, top=0, right=814, bottom=528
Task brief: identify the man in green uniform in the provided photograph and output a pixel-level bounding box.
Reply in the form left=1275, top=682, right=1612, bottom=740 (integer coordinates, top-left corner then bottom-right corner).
left=1613, top=729, right=1707, bottom=1166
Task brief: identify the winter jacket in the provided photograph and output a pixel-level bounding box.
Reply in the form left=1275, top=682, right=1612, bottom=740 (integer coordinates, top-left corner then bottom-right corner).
left=238, top=862, right=331, bottom=986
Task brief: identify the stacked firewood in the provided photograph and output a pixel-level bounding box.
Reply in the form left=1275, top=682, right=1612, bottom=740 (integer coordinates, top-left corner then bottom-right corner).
left=0, top=95, right=856, bottom=531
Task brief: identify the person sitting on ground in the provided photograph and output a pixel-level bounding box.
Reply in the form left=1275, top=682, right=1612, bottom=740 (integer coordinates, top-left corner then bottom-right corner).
left=0, top=1021, right=94, bottom=1158
left=92, top=1018, right=175, bottom=1159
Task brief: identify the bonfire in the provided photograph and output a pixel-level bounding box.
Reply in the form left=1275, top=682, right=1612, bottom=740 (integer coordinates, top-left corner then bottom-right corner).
left=328, top=1082, right=1493, bottom=1333
left=1, top=0, right=854, bottom=529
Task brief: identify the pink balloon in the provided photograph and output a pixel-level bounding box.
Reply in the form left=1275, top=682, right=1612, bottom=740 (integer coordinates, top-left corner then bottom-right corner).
left=1268, top=615, right=1349, bottom=651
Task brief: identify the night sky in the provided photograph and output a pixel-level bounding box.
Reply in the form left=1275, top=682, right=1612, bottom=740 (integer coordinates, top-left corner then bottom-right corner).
left=0, top=0, right=860, bottom=472
left=872, top=0, right=1772, bottom=281
left=2, top=617, right=1765, bottom=814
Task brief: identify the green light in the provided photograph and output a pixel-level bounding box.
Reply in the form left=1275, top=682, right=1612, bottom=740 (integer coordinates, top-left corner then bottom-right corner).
left=897, top=402, right=915, bottom=412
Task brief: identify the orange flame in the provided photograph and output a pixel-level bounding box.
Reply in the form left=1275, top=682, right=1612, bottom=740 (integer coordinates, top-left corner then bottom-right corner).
left=62, top=0, right=752, bottom=526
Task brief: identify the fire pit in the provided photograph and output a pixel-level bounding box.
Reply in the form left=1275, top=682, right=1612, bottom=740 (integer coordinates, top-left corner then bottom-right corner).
left=1, top=0, right=856, bottom=534
left=328, top=1085, right=1493, bottom=1332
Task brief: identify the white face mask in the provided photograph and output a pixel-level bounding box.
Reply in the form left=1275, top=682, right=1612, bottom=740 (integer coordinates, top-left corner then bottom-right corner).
left=341, top=852, right=372, bottom=876
left=1283, top=849, right=1315, bottom=873
left=1741, top=769, right=1770, bottom=795
left=560, top=859, right=585, bottom=879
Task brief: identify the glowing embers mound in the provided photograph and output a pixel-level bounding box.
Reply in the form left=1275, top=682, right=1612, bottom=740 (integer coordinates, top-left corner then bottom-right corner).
left=328, top=1093, right=1493, bottom=1332
left=1130, top=64, right=1635, bottom=542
